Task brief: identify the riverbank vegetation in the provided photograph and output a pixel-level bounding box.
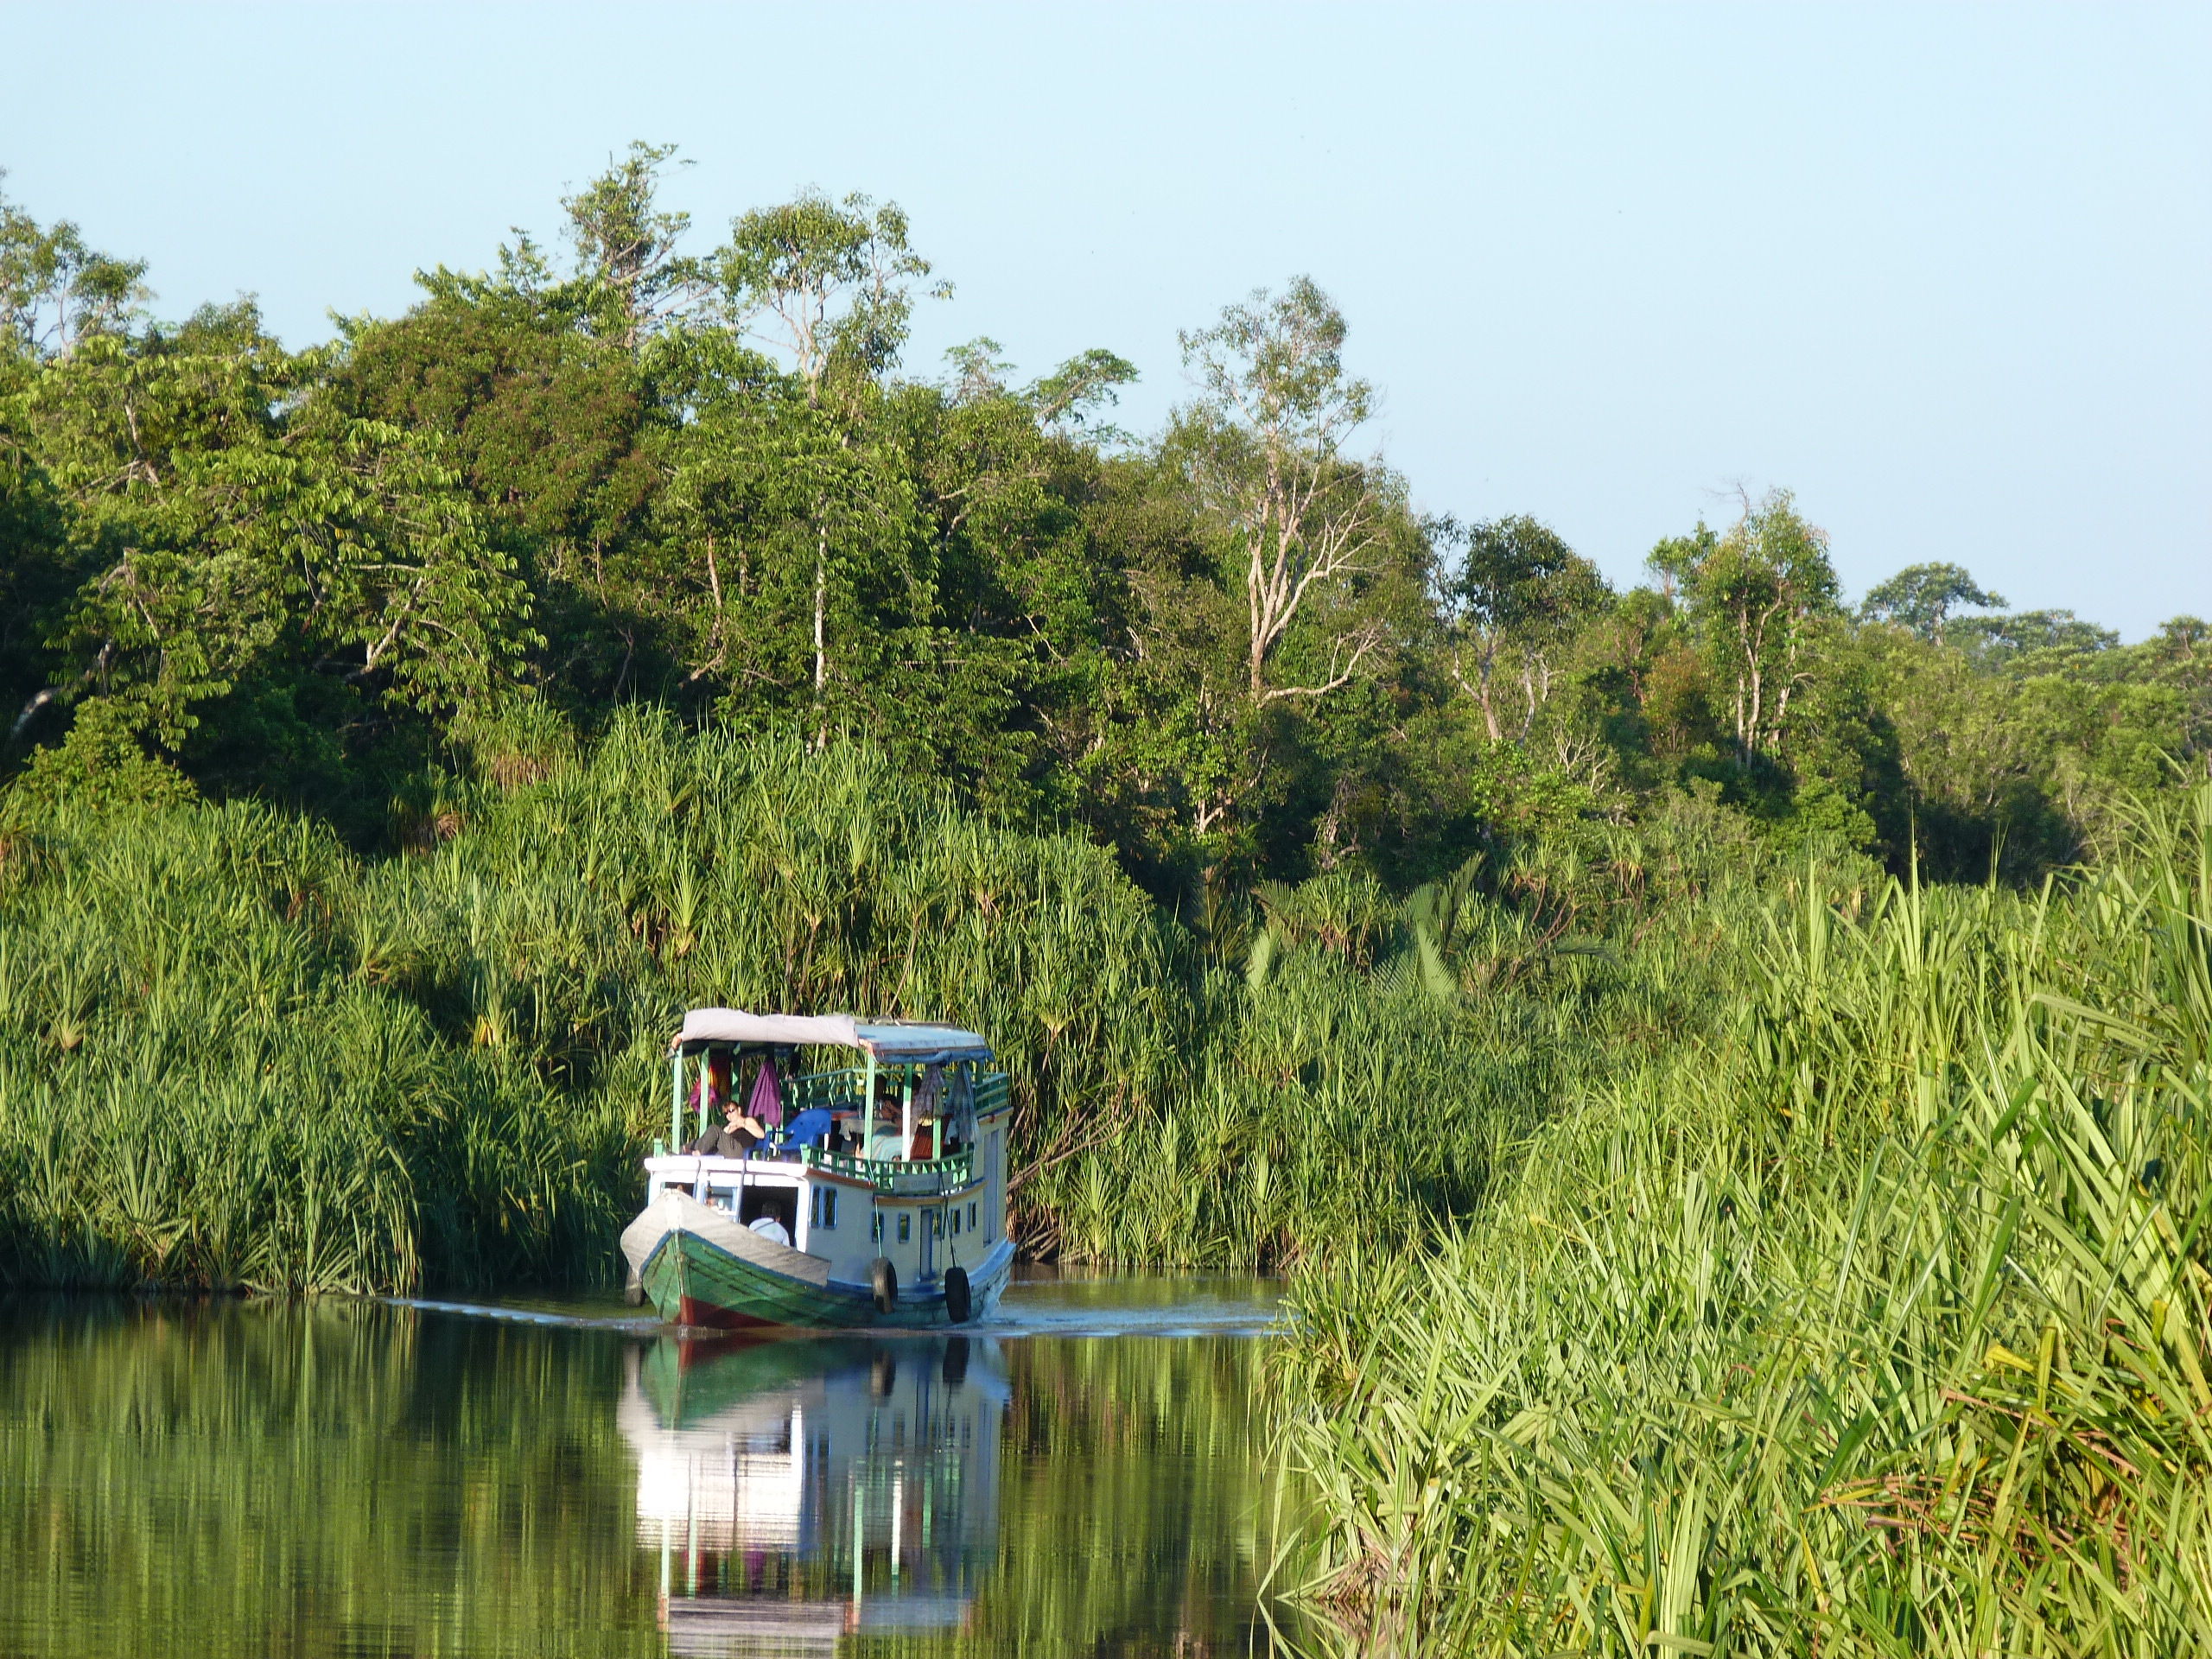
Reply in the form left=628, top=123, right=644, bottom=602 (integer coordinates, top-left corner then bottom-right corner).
left=1277, top=785, right=2212, bottom=1651
left=4, top=149, right=2209, bottom=1647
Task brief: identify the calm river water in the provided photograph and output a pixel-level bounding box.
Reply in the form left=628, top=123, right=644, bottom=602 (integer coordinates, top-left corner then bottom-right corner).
left=0, top=1273, right=1308, bottom=1656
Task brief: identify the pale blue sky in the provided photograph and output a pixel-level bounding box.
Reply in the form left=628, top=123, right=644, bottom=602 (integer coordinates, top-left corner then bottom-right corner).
left=5, top=3, right=2206, bottom=636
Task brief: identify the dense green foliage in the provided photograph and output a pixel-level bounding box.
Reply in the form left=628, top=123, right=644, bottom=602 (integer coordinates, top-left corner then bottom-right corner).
left=1275, top=786, right=2212, bottom=1652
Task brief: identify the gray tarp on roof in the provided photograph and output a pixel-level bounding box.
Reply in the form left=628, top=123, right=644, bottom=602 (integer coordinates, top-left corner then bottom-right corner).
left=672, top=1007, right=993, bottom=1065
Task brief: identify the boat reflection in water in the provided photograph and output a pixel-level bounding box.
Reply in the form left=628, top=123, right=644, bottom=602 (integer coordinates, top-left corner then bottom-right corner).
left=620, top=1332, right=1008, bottom=1655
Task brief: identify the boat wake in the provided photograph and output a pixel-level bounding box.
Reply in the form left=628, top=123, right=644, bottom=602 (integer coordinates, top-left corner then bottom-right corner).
left=378, top=1278, right=1282, bottom=1340
left=972, top=1298, right=1281, bottom=1339
left=379, top=1296, right=666, bottom=1334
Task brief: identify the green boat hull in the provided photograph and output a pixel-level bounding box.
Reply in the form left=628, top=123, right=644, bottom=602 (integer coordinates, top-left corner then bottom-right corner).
left=635, top=1211, right=1011, bottom=1332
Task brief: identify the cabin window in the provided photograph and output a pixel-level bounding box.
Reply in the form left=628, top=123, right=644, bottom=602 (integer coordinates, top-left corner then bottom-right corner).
left=897, top=1214, right=911, bottom=1243
left=811, top=1185, right=837, bottom=1230
left=872, top=1212, right=883, bottom=1244
left=968, top=1201, right=977, bottom=1233
left=950, top=1207, right=961, bottom=1237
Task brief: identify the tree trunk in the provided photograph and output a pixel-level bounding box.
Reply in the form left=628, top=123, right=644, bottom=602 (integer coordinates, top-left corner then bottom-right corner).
left=812, top=520, right=828, bottom=748
left=1518, top=654, right=1552, bottom=745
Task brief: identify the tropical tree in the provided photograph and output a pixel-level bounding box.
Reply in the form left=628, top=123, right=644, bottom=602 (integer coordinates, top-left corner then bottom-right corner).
left=1445, top=513, right=1611, bottom=742
left=1179, top=277, right=1395, bottom=709
left=1952, top=607, right=2120, bottom=664
left=715, top=189, right=944, bottom=405
left=658, top=353, right=922, bottom=746
left=8, top=302, right=533, bottom=760
left=0, top=173, right=149, bottom=359
left=1859, top=560, right=2005, bottom=644
left=1656, top=490, right=1840, bottom=763
left=560, top=140, right=706, bottom=349
left=696, top=191, right=947, bottom=740
left=328, top=219, right=665, bottom=707
left=1027, top=346, right=1140, bottom=435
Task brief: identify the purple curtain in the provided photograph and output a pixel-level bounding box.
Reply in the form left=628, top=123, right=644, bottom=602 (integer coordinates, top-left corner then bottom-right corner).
left=747, top=1056, right=785, bottom=1126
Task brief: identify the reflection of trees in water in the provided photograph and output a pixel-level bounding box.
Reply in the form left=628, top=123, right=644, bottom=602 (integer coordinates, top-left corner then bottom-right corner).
left=973, top=1336, right=1289, bottom=1654
left=0, top=1298, right=1300, bottom=1657
left=0, top=1297, right=652, bottom=1657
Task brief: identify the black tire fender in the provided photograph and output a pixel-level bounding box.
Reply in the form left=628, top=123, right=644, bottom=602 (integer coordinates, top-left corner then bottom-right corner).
left=944, top=1264, right=972, bottom=1324
left=869, top=1256, right=898, bottom=1314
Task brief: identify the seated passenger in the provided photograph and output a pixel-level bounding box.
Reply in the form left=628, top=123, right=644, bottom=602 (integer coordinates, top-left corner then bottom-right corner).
left=683, top=1102, right=765, bottom=1159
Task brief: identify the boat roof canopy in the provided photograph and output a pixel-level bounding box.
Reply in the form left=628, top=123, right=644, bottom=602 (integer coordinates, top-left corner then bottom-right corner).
left=672, top=1008, right=994, bottom=1065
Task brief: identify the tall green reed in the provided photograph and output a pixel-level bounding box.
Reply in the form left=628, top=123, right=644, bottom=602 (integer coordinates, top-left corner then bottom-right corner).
left=0, top=715, right=1197, bottom=1291
left=1274, top=784, right=2212, bottom=1654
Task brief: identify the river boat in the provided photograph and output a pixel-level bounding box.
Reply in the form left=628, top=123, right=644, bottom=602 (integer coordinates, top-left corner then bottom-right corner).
left=620, top=1009, right=1014, bottom=1330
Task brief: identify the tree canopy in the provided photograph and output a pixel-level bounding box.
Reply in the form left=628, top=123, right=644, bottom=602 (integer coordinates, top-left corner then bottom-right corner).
left=3, top=150, right=2205, bottom=895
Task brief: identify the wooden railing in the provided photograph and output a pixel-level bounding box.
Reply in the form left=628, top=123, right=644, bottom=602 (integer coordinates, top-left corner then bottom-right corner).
left=788, top=1066, right=869, bottom=1114
left=975, top=1071, right=1011, bottom=1116
left=799, top=1145, right=975, bottom=1193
